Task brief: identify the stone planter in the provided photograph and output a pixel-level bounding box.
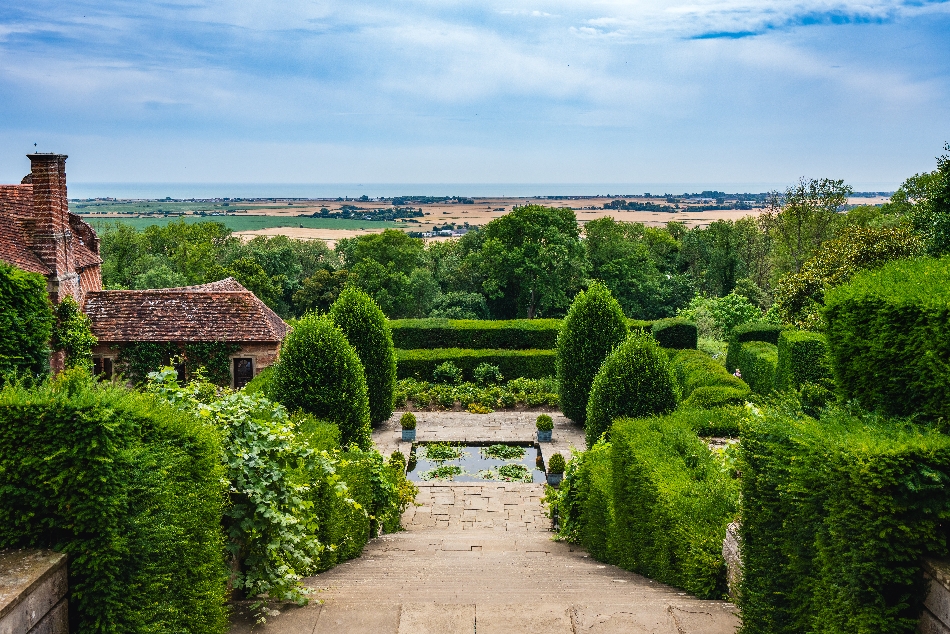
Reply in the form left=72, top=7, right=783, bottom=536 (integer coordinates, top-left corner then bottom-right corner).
left=546, top=472, right=563, bottom=487
left=402, top=429, right=416, bottom=442
left=537, top=429, right=552, bottom=442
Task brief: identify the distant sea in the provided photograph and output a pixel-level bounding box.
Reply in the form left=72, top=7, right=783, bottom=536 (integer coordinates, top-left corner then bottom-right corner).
left=65, top=182, right=897, bottom=200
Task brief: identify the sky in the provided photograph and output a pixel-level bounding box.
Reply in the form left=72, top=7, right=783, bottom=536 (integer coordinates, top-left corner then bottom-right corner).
left=0, top=0, right=948, bottom=193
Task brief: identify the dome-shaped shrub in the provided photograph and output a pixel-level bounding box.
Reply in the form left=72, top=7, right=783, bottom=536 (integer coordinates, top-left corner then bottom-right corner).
left=556, top=281, right=628, bottom=424
left=330, top=287, right=397, bottom=426
left=269, top=313, right=372, bottom=449
left=585, top=332, right=678, bottom=447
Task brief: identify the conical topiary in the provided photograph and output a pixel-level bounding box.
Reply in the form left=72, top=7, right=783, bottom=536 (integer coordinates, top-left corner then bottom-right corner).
left=556, top=281, right=628, bottom=424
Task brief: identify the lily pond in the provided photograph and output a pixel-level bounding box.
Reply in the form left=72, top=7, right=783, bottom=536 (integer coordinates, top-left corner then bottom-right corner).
left=407, top=442, right=547, bottom=483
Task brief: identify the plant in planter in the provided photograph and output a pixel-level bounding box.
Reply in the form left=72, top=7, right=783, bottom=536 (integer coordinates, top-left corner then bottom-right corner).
left=400, top=411, right=417, bottom=441
left=546, top=452, right=566, bottom=486
left=536, top=414, right=554, bottom=442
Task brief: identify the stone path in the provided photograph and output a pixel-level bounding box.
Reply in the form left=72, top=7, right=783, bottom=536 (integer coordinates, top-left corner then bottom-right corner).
left=229, top=412, right=740, bottom=634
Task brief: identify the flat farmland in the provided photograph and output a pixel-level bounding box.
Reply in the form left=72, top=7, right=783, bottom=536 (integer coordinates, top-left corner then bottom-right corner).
left=72, top=192, right=887, bottom=243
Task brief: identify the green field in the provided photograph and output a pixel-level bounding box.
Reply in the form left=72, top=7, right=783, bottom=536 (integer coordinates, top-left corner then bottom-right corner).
left=84, top=215, right=409, bottom=232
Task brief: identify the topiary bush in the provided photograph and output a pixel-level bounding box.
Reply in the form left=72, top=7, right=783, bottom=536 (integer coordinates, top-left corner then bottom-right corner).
left=556, top=282, right=629, bottom=424
left=734, top=341, right=778, bottom=395
left=774, top=330, right=832, bottom=392
left=739, top=402, right=950, bottom=634
left=536, top=413, right=554, bottom=431
left=725, top=321, right=786, bottom=373
left=400, top=411, right=416, bottom=430
left=651, top=317, right=698, bottom=349
left=824, top=256, right=950, bottom=420
left=0, top=262, right=52, bottom=383
left=584, top=332, right=678, bottom=448
left=269, top=313, right=372, bottom=449
left=671, top=349, right=751, bottom=409
left=330, top=286, right=397, bottom=426
left=548, top=452, right=566, bottom=474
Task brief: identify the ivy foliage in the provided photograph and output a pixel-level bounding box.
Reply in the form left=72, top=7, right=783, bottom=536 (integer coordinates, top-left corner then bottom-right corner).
left=0, top=261, right=52, bottom=383
left=772, top=225, right=923, bottom=330
left=270, top=312, right=372, bottom=449
left=585, top=332, right=678, bottom=447
left=556, top=281, right=629, bottom=424
left=330, top=286, right=397, bottom=426
left=739, top=402, right=950, bottom=634
left=116, top=341, right=240, bottom=386
left=0, top=370, right=228, bottom=634
left=51, top=295, right=97, bottom=370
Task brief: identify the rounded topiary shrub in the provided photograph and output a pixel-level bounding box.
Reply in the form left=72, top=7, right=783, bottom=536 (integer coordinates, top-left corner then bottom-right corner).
left=330, top=287, right=397, bottom=426
left=400, top=411, right=416, bottom=430
left=556, top=281, right=629, bottom=424
left=548, top=452, right=566, bottom=474
left=585, top=332, right=679, bottom=447
left=269, top=313, right=372, bottom=449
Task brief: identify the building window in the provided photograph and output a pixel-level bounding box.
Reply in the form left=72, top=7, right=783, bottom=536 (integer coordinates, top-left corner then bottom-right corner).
left=93, top=357, right=113, bottom=380
left=233, top=358, right=254, bottom=389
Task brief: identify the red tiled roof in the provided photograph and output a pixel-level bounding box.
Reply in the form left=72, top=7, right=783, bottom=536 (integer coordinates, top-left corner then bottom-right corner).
left=83, top=278, right=289, bottom=343
left=0, top=222, right=49, bottom=274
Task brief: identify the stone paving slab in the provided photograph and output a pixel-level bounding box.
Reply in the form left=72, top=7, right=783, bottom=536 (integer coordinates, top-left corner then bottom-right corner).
left=405, top=483, right=549, bottom=531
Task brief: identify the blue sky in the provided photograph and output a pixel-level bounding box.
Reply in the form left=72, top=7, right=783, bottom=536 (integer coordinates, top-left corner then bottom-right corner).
left=0, top=0, right=948, bottom=191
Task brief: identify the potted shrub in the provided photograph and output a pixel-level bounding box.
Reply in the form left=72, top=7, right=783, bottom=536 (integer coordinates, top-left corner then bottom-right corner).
left=546, top=452, right=566, bottom=486
left=400, top=411, right=417, bottom=442
left=536, top=414, right=553, bottom=442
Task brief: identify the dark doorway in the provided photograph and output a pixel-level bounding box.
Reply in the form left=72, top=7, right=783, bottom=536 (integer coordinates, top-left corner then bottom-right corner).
left=233, top=358, right=254, bottom=389
left=93, top=357, right=113, bottom=380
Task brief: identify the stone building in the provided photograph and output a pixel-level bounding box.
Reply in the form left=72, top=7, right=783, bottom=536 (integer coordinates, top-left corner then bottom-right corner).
left=0, top=153, right=286, bottom=387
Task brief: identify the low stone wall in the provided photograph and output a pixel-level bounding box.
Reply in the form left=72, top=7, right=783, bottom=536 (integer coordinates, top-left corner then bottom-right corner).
left=921, top=559, right=950, bottom=634
left=0, top=550, right=68, bottom=634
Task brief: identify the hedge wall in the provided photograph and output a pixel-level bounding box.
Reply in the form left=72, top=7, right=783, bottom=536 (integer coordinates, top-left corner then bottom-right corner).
left=396, top=348, right=555, bottom=381
left=735, top=341, right=777, bottom=395
left=651, top=317, right=698, bottom=349
left=389, top=318, right=562, bottom=349
left=552, top=412, right=739, bottom=600
left=671, top=349, right=751, bottom=411
left=739, top=405, right=950, bottom=634
left=725, top=322, right=786, bottom=373
left=774, top=330, right=831, bottom=392
left=0, top=371, right=228, bottom=634
left=390, top=317, right=658, bottom=350
left=824, top=257, right=950, bottom=420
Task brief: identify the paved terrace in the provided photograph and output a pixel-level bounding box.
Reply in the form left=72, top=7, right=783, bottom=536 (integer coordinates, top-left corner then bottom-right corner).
left=230, top=411, right=740, bottom=634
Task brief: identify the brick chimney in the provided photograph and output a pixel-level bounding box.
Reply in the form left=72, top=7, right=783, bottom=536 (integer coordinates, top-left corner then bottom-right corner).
left=26, top=153, right=80, bottom=303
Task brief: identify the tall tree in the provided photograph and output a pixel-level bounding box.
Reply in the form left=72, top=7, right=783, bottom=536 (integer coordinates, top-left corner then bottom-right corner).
left=465, top=205, right=586, bottom=319
left=759, top=177, right=852, bottom=278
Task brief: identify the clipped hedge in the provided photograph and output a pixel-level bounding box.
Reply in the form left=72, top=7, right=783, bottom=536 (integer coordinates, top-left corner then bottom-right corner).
left=331, top=287, right=397, bottom=426
left=725, top=322, right=786, bottom=373
left=739, top=405, right=950, bottom=634
left=734, top=341, right=777, bottom=395
left=270, top=314, right=372, bottom=449
left=671, top=349, right=751, bottom=411
left=0, top=371, right=228, bottom=634
left=585, top=332, right=678, bottom=447
left=551, top=412, right=740, bottom=600
left=389, top=318, right=562, bottom=349
left=824, top=257, right=950, bottom=420
left=651, top=317, right=698, bottom=349
left=0, top=261, right=52, bottom=383
left=556, top=282, right=630, bottom=424
left=774, top=330, right=831, bottom=392
left=396, top=348, right=555, bottom=382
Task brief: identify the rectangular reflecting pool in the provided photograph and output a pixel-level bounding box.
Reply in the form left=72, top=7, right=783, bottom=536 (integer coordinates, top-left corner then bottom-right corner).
left=407, top=442, right=546, bottom=484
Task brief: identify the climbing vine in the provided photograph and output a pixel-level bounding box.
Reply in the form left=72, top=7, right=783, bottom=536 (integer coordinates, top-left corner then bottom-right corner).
left=51, top=296, right=97, bottom=370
